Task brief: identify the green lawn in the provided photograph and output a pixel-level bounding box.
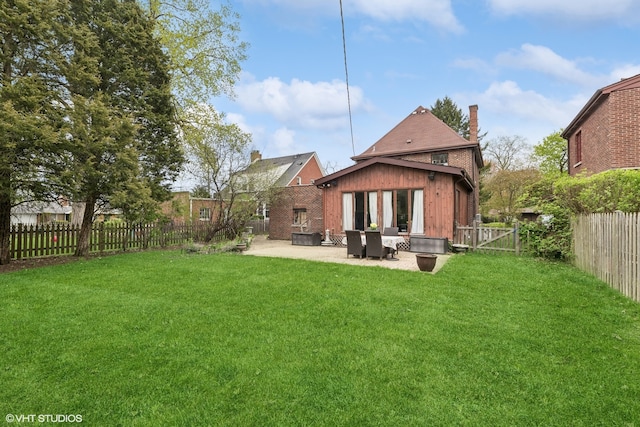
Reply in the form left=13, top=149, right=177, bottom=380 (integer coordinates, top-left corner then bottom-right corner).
left=1, top=251, right=639, bottom=426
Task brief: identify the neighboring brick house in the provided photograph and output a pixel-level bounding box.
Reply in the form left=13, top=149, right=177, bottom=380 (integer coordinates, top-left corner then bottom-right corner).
left=246, top=151, right=326, bottom=240
left=160, top=191, right=220, bottom=224
left=562, top=73, right=640, bottom=176
left=314, top=105, right=483, bottom=241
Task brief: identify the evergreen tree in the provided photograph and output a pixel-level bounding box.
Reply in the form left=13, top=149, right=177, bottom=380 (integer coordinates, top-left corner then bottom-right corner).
left=59, top=0, right=183, bottom=256
left=430, top=96, right=487, bottom=143
left=0, top=0, right=69, bottom=264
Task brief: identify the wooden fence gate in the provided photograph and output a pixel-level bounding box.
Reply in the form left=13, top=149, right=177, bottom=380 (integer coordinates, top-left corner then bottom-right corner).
left=454, top=221, right=520, bottom=254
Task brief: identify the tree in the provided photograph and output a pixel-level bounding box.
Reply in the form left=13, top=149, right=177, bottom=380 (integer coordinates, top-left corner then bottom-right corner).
left=483, top=168, right=540, bottom=222
left=0, top=0, right=70, bottom=264
left=484, top=135, right=531, bottom=171
left=430, top=96, right=487, bottom=142
left=181, top=105, right=273, bottom=238
left=140, top=0, right=249, bottom=217
left=141, top=0, right=247, bottom=107
left=59, top=0, right=182, bottom=256
left=531, top=130, right=568, bottom=176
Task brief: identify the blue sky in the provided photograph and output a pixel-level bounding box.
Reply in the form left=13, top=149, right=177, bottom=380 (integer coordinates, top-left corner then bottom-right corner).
left=210, top=0, right=640, bottom=173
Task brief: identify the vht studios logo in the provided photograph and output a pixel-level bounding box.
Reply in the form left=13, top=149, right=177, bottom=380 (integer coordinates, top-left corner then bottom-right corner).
left=6, top=414, right=83, bottom=423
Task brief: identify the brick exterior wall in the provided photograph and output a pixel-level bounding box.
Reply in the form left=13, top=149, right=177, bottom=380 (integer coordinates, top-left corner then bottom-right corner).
left=569, top=86, right=640, bottom=176
left=268, top=185, right=323, bottom=240
left=610, top=87, right=640, bottom=169
left=397, top=147, right=480, bottom=223
left=159, top=192, right=220, bottom=223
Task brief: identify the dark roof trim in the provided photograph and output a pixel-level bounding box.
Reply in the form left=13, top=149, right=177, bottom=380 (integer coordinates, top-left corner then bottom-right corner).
left=351, top=143, right=481, bottom=162
left=314, top=157, right=474, bottom=190
left=562, top=73, right=640, bottom=139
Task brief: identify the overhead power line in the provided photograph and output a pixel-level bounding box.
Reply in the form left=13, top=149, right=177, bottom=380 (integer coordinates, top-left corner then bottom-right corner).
left=339, top=0, right=355, bottom=156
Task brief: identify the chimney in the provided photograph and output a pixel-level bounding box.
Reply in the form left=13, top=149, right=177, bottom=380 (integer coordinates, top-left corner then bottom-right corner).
left=250, top=150, right=262, bottom=163
left=469, top=105, right=478, bottom=143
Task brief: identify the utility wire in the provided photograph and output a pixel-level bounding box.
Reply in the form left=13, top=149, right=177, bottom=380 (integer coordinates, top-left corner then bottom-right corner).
left=339, top=0, right=356, bottom=156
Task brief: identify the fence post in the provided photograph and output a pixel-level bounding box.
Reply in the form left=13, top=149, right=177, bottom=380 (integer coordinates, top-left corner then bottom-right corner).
left=471, top=220, right=478, bottom=251
left=514, top=221, right=520, bottom=255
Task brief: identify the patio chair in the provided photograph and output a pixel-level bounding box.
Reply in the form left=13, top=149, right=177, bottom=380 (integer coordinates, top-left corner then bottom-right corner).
left=383, top=226, right=399, bottom=236
left=346, top=230, right=366, bottom=258
left=365, top=230, right=390, bottom=260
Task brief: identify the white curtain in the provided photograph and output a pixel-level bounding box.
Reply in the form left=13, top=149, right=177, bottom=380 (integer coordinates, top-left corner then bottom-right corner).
left=342, top=193, right=353, bottom=231
left=368, top=192, right=377, bottom=225
left=411, top=189, right=424, bottom=234
left=382, top=191, right=393, bottom=228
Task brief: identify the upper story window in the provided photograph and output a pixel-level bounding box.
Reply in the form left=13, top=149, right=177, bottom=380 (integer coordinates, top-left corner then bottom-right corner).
left=575, top=131, right=582, bottom=164
left=432, top=153, right=448, bottom=165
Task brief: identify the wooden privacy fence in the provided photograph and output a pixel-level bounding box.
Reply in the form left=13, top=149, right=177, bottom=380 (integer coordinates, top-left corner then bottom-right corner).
left=454, top=221, right=521, bottom=254
left=9, top=222, right=230, bottom=260
left=573, top=213, right=640, bottom=302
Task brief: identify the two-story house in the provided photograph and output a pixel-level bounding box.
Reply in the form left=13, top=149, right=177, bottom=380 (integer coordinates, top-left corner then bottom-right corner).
left=314, top=105, right=483, bottom=241
left=562, top=73, right=640, bottom=176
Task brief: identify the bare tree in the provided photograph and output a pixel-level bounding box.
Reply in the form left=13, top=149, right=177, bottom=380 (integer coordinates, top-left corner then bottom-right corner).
left=182, top=105, right=280, bottom=238
left=484, top=135, right=531, bottom=171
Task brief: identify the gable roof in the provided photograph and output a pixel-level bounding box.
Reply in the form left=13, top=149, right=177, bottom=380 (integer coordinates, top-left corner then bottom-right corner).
left=562, top=73, right=640, bottom=139
left=314, top=157, right=474, bottom=191
left=352, top=105, right=481, bottom=162
left=245, top=152, right=325, bottom=187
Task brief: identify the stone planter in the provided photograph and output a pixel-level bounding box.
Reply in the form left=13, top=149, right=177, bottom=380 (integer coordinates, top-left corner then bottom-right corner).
left=416, top=253, right=437, bottom=272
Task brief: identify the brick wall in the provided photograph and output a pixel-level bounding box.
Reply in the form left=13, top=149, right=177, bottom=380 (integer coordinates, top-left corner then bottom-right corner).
left=610, top=87, right=640, bottom=169
left=268, top=185, right=324, bottom=240
left=401, top=148, right=479, bottom=221
left=570, top=86, right=640, bottom=176
left=569, top=98, right=611, bottom=176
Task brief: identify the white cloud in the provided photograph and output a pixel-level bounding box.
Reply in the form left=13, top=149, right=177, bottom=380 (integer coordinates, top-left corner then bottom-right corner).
left=610, top=65, right=640, bottom=81
left=488, top=0, right=640, bottom=22
left=270, top=127, right=297, bottom=154
left=241, top=0, right=464, bottom=33
left=496, top=44, right=601, bottom=87
left=477, top=80, right=586, bottom=126
left=235, top=75, right=369, bottom=130
left=351, top=0, right=463, bottom=33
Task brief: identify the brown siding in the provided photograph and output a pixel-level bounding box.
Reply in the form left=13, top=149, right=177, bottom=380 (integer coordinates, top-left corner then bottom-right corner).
left=321, top=163, right=463, bottom=240
left=396, top=147, right=479, bottom=221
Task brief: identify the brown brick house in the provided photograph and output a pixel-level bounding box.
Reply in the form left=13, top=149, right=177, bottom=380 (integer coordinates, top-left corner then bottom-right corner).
left=562, top=73, right=640, bottom=176
left=248, top=151, right=326, bottom=240
left=314, top=105, right=483, bottom=241
left=160, top=191, right=220, bottom=223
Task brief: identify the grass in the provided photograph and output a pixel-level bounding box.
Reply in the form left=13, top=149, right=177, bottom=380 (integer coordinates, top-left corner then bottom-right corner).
left=1, top=251, right=639, bottom=426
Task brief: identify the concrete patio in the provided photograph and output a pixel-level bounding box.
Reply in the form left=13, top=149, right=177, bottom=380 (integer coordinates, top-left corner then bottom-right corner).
left=243, top=235, right=451, bottom=273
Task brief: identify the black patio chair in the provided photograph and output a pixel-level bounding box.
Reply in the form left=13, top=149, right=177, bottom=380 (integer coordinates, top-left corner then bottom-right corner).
left=346, top=230, right=366, bottom=258
left=383, top=226, right=399, bottom=236
left=365, top=230, right=390, bottom=260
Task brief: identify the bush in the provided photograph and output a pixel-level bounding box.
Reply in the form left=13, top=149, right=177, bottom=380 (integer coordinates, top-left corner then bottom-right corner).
left=518, top=169, right=640, bottom=261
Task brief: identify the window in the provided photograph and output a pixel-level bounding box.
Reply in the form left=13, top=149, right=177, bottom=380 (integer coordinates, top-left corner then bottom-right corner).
left=343, top=189, right=424, bottom=233
left=575, top=131, right=582, bottom=164
left=432, top=153, right=448, bottom=165
left=396, top=190, right=408, bottom=232
left=199, top=207, right=211, bottom=221
left=293, top=208, right=307, bottom=225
